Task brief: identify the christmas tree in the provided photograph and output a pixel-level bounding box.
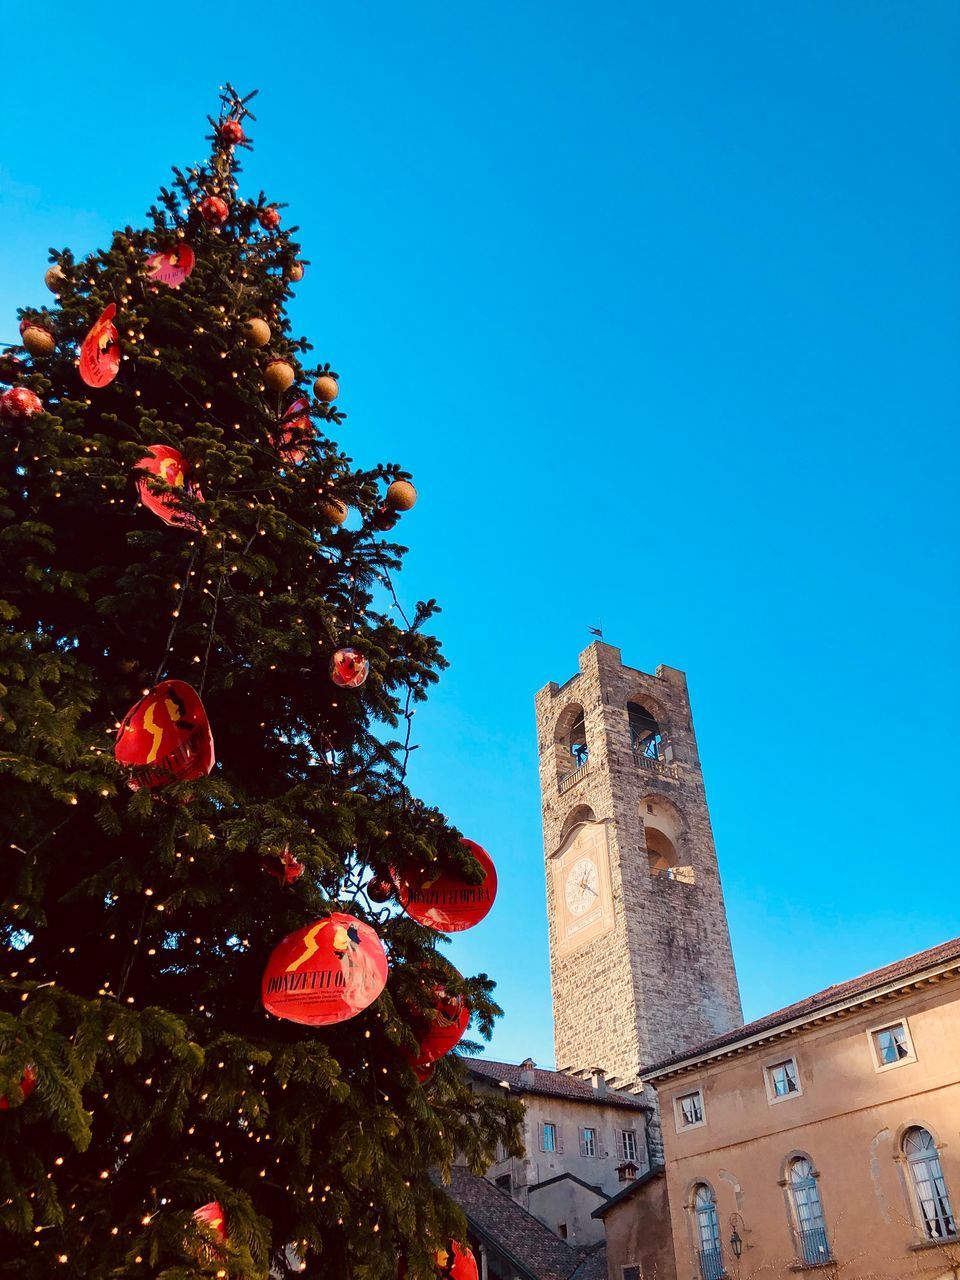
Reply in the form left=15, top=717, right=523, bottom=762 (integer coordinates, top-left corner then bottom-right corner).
left=0, top=87, right=520, bottom=1280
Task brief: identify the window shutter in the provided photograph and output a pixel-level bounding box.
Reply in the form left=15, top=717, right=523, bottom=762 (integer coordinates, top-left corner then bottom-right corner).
left=579, top=1129, right=586, bottom=1157
left=538, top=1122, right=545, bottom=1152
left=618, top=1130, right=626, bottom=1160
left=556, top=1124, right=564, bottom=1154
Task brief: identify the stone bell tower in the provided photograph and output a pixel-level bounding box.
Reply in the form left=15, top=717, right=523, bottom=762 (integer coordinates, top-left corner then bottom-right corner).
left=536, top=642, right=742, bottom=1085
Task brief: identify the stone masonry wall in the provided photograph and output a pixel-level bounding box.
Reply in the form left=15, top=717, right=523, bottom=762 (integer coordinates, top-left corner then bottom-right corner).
left=536, top=643, right=743, bottom=1084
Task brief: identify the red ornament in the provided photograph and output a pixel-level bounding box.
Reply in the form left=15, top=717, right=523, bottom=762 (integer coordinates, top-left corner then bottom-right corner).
left=193, top=1201, right=227, bottom=1242
left=413, top=1060, right=435, bottom=1085
left=329, top=648, right=369, bottom=689
left=262, top=847, right=305, bottom=886
left=79, top=303, right=120, bottom=388
left=135, top=445, right=204, bottom=529
left=115, top=680, right=215, bottom=791
left=261, top=913, right=388, bottom=1026
left=145, top=244, right=196, bottom=289
left=258, top=206, right=281, bottom=231
left=0, top=387, right=43, bottom=420
left=366, top=877, right=393, bottom=903
left=409, top=979, right=470, bottom=1067
left=200, top=196, right=230, bottom=226
left=275, top=396, right=312, bottom=464
left=435, top=1243, right=478, bottom=1280
left=394, top=839, right=497, bottom=933
left=0, top=354, right=23, bottom=382
left=220, top=119, right=245, bottom=145
left=0, top=1065, right=37, bottom=1111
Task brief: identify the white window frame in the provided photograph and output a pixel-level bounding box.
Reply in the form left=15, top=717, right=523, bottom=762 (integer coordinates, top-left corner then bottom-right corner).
left=581, top=1126, right=598, bottom=1158
left=867, top=1018, right=916, bottom=1073
left=763, top=1055, right=803, bottom=1105
left=619, top=1128, right=640, bottom=1162
left=673, top=1087, right=707, bottom=1133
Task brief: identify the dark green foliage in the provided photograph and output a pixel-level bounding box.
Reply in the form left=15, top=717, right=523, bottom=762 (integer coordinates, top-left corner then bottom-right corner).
left=0, top=87, right=522, bottom=1279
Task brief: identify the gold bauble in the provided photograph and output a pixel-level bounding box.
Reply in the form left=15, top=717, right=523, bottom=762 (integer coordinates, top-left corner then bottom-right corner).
left=318, top=497, right=349, bottom=526
left=263, top=359, right=295, bottom=393
left=313, top=374, right=339, bottom=402
left=386, top=480, right=417, bottom=512
left=21, top=325, right=56, bottom=357
left=288, top=262, right=305, bottom=282
left=244, top=318, right=272, bottom=348
left=44, top=265, right=66, bottom=294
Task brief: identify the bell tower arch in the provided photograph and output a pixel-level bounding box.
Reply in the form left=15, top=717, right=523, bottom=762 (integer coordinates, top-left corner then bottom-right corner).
left=536, top=642, right=742, bottom=1084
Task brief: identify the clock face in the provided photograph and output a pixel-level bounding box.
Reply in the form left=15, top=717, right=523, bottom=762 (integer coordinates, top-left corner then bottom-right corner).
left=552, top=820, right=615, bottom=957
left=564, top=856, right=599, bottom=917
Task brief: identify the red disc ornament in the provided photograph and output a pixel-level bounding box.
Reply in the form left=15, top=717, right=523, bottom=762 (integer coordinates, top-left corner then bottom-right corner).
left=135, top=445, right=204, bottom=529
left=145, top=244, right=196, bottom=289
left=0, top=387, right=43, bottom=420
left=115, top=680, right=215, bottom=791
left=262, top=847, right=305, bottom=886
left=435, top=1243, right=479, bottom=1280
left=79, top=303, right=120, bottom=388
left=220, top=119, right=245, bottom=145
left=410, top=981, right=470, bottom=1066
left=0, top=1065, right=37, bottom=1111
left=329, top=648, right=369, bottom=689
left=261, top=913, right=388, bottom=1026
left=259, top=206, right=281, bottom=231
left=200, top=196, right=229, bottom=226
left=193, top=1201, right=227, bottom=1242
left=275, top=396, right=312, bottom=464
left=394, top=839, right=497, bottom=933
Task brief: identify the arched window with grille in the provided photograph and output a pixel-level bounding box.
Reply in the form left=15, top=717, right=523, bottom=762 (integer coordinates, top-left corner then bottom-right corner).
left=903, top=1127, right=957, bottom=1240
left=787, top=1157, right=832, bottom=1265
left=693, top=1184, right=724, bottom=1280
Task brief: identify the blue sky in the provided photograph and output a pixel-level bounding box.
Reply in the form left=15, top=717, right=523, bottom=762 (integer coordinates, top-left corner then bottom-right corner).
left=2, top=3, right=958, bottom=1067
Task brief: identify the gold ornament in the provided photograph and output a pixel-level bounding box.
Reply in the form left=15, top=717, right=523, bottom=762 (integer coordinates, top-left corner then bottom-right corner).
left=263, top=359, right=295, bottom=393
left=44, top=265, right=66, bottom=293
left=386, top=480, right=417, bottom=511
left=318, top=497, right=349, bottom=526
left=313, top=374, right=339, bottom=402
left=288, top=262, right=305, bottom=282
left=21, top=325, right=56, bottom=357
left=244, top=318, right=271, bottom=348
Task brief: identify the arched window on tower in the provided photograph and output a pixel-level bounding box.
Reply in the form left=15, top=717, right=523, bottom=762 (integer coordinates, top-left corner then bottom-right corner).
left=568, top=709, right=588, bottom=768
left=628, top=702, right=666, bottom=767
left=903, top=1127, right=957, bottom=1240
left=787, top=1156, right=832, bottom=1265
left=692, top=1184, right=724, bottom=1280
left=554, top=703, right=589, bottom=791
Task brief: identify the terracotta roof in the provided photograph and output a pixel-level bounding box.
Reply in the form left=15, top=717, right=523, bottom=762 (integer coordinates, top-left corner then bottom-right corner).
left=642, top=935, right=960, bottom=1079
left=442, top=1166, right=599, bottom=1280
left=465, top=1057, right=649, bottom=1112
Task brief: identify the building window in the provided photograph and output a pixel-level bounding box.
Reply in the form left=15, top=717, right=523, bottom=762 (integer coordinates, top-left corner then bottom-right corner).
left=495, top=1174, right=511, bottom=1194
left=869, top=1020, right=916, bottom=1071
left=622, top=1268, right=641, bottom=1280
left=580, top=1127, right=597, bottom=1158
left=628, top=702, right=662, bottom=760
left=675, top=1089, right=706, bottom=1131
left=541, top=1122, right=558, bottom=1153
left=693, top=1184, right=724, bottom=1280
left=765, top=1058, right=801, bottom=1104
left=903, top=1127, right=957, bottom=1240
left=558, top=1223, right=568, bottom=1239
left=787, top=1156, right=832, bottom=1266
left=619, top=1129, right=639, bottom=1162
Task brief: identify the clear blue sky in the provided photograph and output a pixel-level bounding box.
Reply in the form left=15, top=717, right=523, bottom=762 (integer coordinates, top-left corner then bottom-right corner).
left=2, top=3, right=957, bottom=1067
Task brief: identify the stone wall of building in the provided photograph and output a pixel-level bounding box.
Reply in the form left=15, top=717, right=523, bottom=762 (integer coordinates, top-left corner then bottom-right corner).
left=535, top=642, right=742, bottom=1085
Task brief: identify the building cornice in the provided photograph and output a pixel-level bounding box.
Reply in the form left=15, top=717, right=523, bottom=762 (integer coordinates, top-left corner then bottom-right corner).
left=641, top=960, right=960, bottom=1086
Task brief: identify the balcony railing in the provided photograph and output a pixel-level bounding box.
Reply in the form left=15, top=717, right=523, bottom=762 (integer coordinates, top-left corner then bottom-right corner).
left=558, top=762, right=589, bottom=794
left=697, top=1247, right=725, bottom=1280
left=632, top=748, right=680, bottom=779
left=797, top=1227, right=832, bottom=1267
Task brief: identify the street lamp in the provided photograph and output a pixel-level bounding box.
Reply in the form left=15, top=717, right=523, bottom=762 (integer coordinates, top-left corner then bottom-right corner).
left=729, top=1228, right=743, bottom=1259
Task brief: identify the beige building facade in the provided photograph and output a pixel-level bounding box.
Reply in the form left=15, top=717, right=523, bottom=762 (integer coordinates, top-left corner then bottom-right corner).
left=626, top=938, right=960, bottom=1280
